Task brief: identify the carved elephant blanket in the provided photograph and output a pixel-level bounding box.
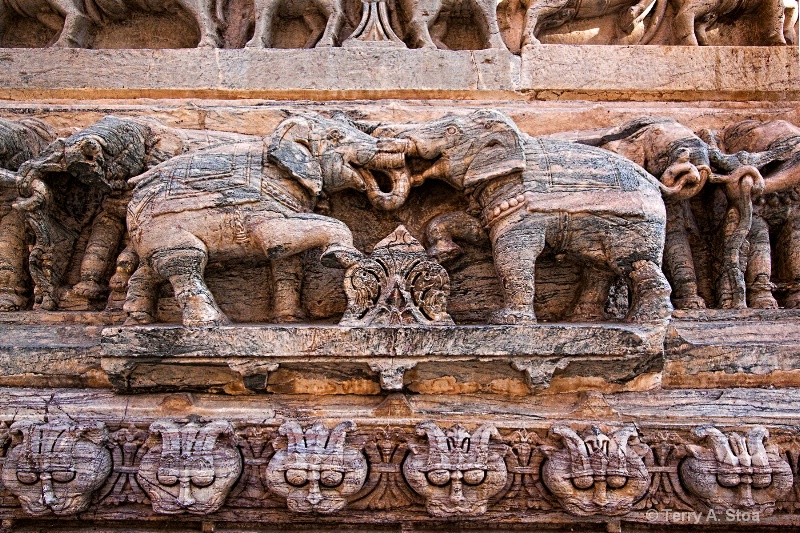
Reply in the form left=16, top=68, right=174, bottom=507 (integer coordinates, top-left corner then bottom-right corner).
left=128, top=141, right=310, bottom=225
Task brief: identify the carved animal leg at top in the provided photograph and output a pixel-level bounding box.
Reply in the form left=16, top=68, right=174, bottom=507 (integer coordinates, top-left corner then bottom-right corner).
left=0, top=210, right=30, bottom=311
left=271, top=255, right=307, bottom=322
left=671, top=0, right=710, bottom=45
left=570, top=266, right=615, bottom=321
left=177, top=0, right=222, bottom=47
left=149, top=241, right=229, bottom=327
left=246, top=0, right=280, bottom=47
left=785, top=0, right=798, bottom=43
left=487, top=214, right=546, bottom=325
left=123, top=262, right=161, bottom=325
left=248, top=213, right=361, bottom=267
left=663, top=201, right=706, bottom=309
left=744, top=216, right=778, bottom=308
left=302, top=12, right=328, bottom=48
left=71, top=208, right=126, bottom=301
left=48, top=0, right=93, bottom=47
left=474, top=0, right=510, bottom=49
left=313, top=0, right=345, bottom=47
left=754, top=0, right=787, bottom=44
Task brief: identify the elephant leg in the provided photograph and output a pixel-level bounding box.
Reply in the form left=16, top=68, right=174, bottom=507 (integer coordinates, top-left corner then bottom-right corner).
left=756, top=0, right=787, bottom=44
left=776, top=209, right=800, bottom=308
left=50, top=0, right=92, bottom=48
left=521, top=6, right=544, bottom=46
left=672, top=5, right=701, bottom=45
left=488, top=215, right=546, bottom=325
left=716, top=205, right=747, bottom=309
left=302, top=12, right=327, bottom=48
left=71, top=209, right=125, bottom=301
left=0, top=6, right=11, bottom=48
left=744, top=215, right=777, bottom=308
left=150, top=244, right=230, bottom=327
left=178, top=0, right=221, bottom=47
left=246, top=0, right=277, bottom=47
left=407, top=14, right=438, bottom=49
left=474, top=0, right=509, bottom=49
left=663, top=202, right=706, bottom=309
left=272, top=255, right=306, bottom=322
left=570, top=266, right=614, bottom=321
left=108, top=244, right=138, bottom=311
left=625, top=260, right=673, bottom=322
left=784, top=0, right=798, bottom=43
left=122, top=262, right=160, bottom=325
left=249, top=213, right=361, bottom=268
left=314, top=1, right=344, bottom=47
left=0, top=211, right=30, bottom=312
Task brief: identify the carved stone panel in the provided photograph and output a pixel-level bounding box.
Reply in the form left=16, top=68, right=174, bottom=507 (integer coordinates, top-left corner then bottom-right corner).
left=1, top=419, right=112, bottom=516
left=265, top=421, right=368, bottom=514
left=679, top=425, right=793, bottom=515
left=541, top=425, right=650, bottom=516
left=403, top=422, right=508, bottom=517
left=136, top=419, right=242, bottom=514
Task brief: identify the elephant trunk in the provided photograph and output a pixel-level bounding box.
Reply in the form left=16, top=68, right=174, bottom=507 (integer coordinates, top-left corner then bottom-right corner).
left=361, top=166, right=412, bottom=211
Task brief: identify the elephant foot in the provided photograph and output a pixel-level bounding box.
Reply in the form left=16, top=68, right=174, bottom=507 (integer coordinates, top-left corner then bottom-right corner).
left=626, top=260, right=673, bottom=322
left=35, top=294, right=58, bottom=311
left=748, top=290, right=778, bottom=309
left=321, top=245, right=362, bottom=269
left=197, top=35, right=222, bottom=48
left=245, top=38, right=267, bottom=48
left=71, top=280, right=108, bottom=300
left=274, top=309, right=307, bottom=323
left=672, top=295, right=707, bottom=310
left=124, top=311, right=157, bottom=326
left=489, top=308, right=537, bottom=325
left=0, top=292, right=25, bottom=312
left=181, top=293, right=231, bottom=327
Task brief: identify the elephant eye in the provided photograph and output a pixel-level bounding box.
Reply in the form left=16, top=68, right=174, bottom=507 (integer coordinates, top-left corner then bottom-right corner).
left=445, top=126, right=458, bottom=136
left=17, top=471, right=39, bottom=485
left=327, top=130, right=342, bottom=142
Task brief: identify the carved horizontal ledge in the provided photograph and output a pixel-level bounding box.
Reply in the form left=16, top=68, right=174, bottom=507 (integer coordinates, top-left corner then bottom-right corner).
left=0, top=46, right=796, bottom=101
left=100, top=324, right=665, bottom=393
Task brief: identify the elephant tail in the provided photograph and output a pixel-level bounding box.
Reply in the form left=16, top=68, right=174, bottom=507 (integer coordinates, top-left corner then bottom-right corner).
left=639, top=0, right=668, bottom=44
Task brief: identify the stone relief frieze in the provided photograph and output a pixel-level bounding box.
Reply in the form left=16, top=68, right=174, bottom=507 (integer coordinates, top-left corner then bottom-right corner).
left=0, top=0, right=795, bottom=48
left=4, top=111, right=800, bottom=323
left=0, top=419, right=793, bottom=522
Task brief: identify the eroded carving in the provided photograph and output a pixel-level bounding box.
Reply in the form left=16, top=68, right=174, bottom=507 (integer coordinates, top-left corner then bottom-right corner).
left=341, top=225, right=453, bottom=326
left=680, top=425, right=793, bottom=515
left=404, top=422, right=508, bottom=517
left=2, top=420, right=112, bottom=516
left=265, top=421, right=368, bottom=513
left=541, top=425, right=650, bottom=516
left=123, top=113, right=409, bottom=326
left=137, top=419, right=242, bottom=514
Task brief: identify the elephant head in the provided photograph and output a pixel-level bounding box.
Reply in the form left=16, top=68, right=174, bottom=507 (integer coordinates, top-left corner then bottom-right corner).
left=370, top=110, right=526, bottom=206
left=268, top=114, right=411, bottom=210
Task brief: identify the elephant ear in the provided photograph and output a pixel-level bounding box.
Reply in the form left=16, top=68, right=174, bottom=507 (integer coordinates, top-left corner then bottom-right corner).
left=463, top=113, right=526, bottom=192
left=268, top=117, right=324, bottom=196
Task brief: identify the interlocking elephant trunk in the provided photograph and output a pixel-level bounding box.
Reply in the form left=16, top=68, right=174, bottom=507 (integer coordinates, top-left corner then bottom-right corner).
left=360, top=139, right=414, bottom=211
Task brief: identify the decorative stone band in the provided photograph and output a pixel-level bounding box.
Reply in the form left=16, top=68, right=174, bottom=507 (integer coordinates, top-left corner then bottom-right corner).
left=0, top=419, right=795, bottom=523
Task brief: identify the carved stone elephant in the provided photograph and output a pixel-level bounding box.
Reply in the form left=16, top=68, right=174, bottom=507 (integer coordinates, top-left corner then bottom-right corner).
left=397, top=0, right=509, bottom=50
left=512, top=0, right=666, bottom=46
left=370, top=110, right=682, bottom=324
left=124, top=113, right=410, bottom=326
left=669, top=0, right=788, bottom=45
left=245, top=0, right=347, bottom=47
left=0, top=117, right=56, bottom=312
left=0, top=0, right=224, bottom=48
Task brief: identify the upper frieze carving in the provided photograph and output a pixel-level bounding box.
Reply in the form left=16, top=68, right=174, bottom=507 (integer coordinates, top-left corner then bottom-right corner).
left=3, top=111, right=800, bottom=324
left=0, top=0, right=794, bottom=48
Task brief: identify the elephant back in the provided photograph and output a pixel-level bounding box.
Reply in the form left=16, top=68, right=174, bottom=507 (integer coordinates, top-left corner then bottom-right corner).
left=128, top=141, right=279, bottom=225
left=524, top=138, right=653, bottom=193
